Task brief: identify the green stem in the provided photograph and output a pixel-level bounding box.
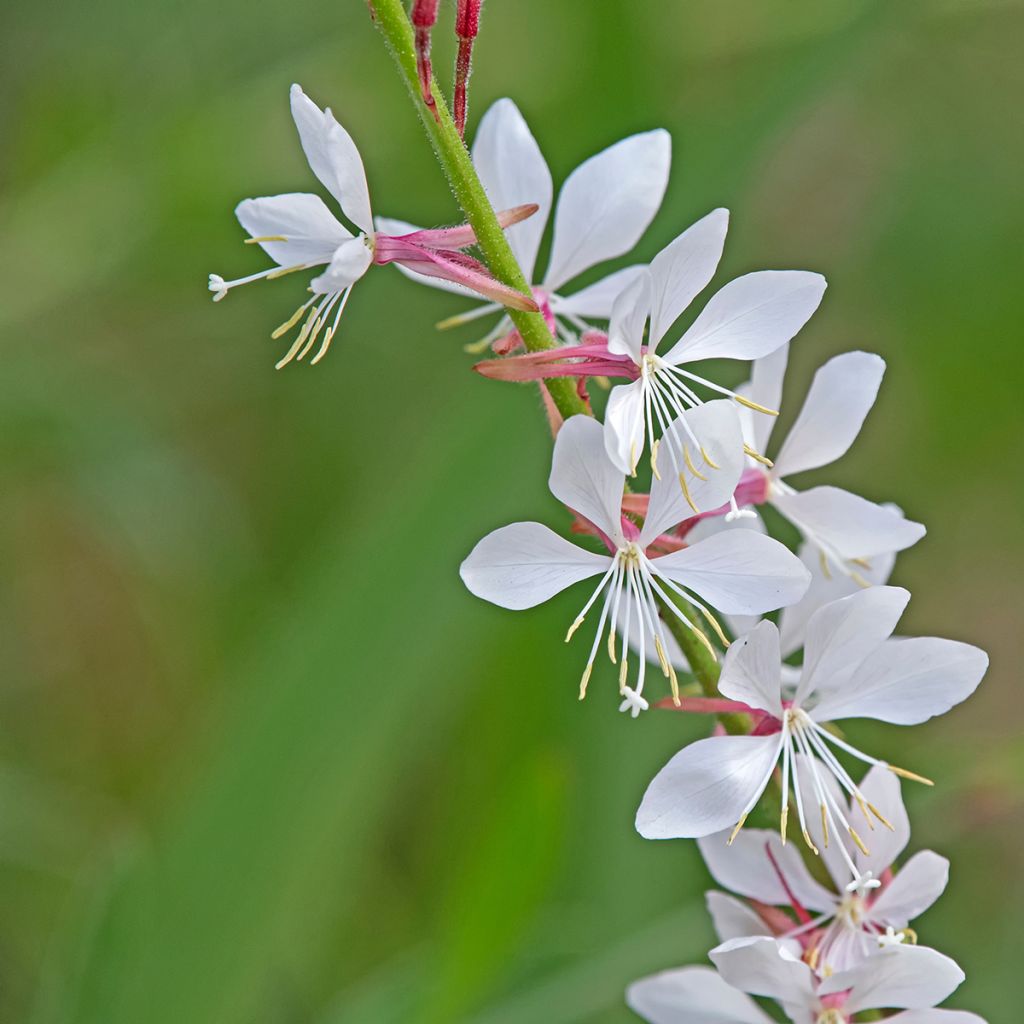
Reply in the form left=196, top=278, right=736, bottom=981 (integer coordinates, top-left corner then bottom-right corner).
left=371, top=0, right=590, bottom=421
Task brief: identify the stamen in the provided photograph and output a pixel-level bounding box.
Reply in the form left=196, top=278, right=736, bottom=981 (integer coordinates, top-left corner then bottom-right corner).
left=802, top=828, right=820, bottom=856
left=678, top=472, right=699, bottom=513
left=847, top=826, right=871, bottom=856
left=683, top=444, right=708, bottom=482
left=819, top=549, right=833, bottom=580
left=650, top=439, right=662, bottom=481
left=850, top=571, right=872, bottom=589
left=780, top=804, right=789, bottom=844
left=700, top=445, right=720, bottom=469
left=887, top=764, right=935, bottom=786
left=578, top=662, right=593, bottom=700
left=245, top=235, right=288, bottom=244
left=820, top=804, right=830, bottom=848
left=271, top=298, right=316, bottom=339
left=266, top=263, right=310, bottom=281
left=735, top=394, right=779, bottom=416
left=727, top=814, right=748, bottom=845
left=866, top=802, right=895, bottom=830
left=743, top=444, right=774, bottom=468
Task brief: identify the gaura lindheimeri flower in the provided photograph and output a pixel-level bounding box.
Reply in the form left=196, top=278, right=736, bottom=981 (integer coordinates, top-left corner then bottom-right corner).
left=627, top=941, right=980, bottom=1024
left=635, top=586, right=988, bottom=840
left=209, top=84, right=538, bottom=368
left=600, top=209, right=826, bottom=478
left=379, top=97, right=671, bottom=350
left=700, top=763, right=951, bottom=975
left=732, top=345, right=925, bottom=580
left=459, top=408, right=810, bottom=712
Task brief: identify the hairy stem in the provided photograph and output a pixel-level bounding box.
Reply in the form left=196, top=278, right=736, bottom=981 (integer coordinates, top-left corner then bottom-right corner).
left=371, top=0, right=590, bottom=421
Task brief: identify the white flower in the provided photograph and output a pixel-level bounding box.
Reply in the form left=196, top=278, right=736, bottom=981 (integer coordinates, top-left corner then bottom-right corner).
left=210, top=85, right=538, bottom=368
left=699, top=763, right=950, bottom=976
left=460, top=408, right=810, bottom=708
left=379, top=97, right=672, bottom=347
left=627, top=953, right=984, bottom=1024
left=735, top=345, right=926, bottom=581
left=601, top=209, right=826, bottom=478
left=635, top=586, right=987, bottom=840
left=708, top=936, right=974, bottom=1024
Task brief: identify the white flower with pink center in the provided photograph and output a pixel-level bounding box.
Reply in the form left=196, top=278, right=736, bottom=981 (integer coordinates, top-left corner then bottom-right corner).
left=460, top=408, right=810, bottom=710
left=699, top=763, right=951, bottom=977
left=379, top=97, right=672, bottom=349
left=627, top=940, right=981, bottom=1024
left=635, top=586, right=987, bottom=840
left=209, top=85, right=538, bottom=368
left=731, top=345, right=926, bottom=581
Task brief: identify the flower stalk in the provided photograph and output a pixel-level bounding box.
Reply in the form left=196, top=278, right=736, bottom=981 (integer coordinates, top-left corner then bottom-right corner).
left=370, top=0, right=590, bottom=421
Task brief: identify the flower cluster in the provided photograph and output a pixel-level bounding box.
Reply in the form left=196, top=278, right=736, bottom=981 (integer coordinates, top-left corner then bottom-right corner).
left=210, top=8, right=989, bottom=1018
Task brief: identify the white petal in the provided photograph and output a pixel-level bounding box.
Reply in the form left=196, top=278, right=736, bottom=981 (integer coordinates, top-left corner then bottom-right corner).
left=646, top=208, right=730, bottom=347
left=640, top=401, right=746, bottom=544
left=549, top=415, right=625, bottom=539
left=772, top=485, right=925, bottom=560
left=651, top=531, right=811, bottom=616
left=810, top=636, right=988, bottom=725
left=717, top=620, right=784, bottom=717
left=773, top=351, right=885, bottom=478
left=710, top=936, right=816, bottom=1009
left=870, top=851, right=950, bottom=926
left=699, top=828, right=837, bottom=913
left=603, top=378, right=647, bottom=474
left=290, top=84, right=373, bottom=235
left=636, top=734, right=781, bottom=839
left=544, top=129, right=671, bottom=291
left=309, top=237, right=373, bottom=294
left=794, top=586, right=910, bottom=706
left=705, top=891, right=774, bottom=943
left=823, top=944, right=964, bottom=1013
left=550, top=265, right=645, bottom=320
left=607, top=270, right=653, bottom=361
left=743, top=344, right=789, bottom=455
left=373, top=216, right=481, bottom=298
left=885, top=1012, right=987, bottom=1024
left=459, top=522, right=610, bottom=610
left=854, top=764, right=910, bottom=877
left=235, top=193, right=352, bottom=267
left=627, top=966, right=772, bottom=1024
left=662, top=271, right=827, bottom=366
left=472, top=98, right=552, bottom=281
left=778, top=541, right=896, bottom=659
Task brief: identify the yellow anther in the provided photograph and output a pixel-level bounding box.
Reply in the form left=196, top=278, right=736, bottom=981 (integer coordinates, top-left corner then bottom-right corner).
left=271, top=303, right=311, bottom=340
left=735, top=394, right=779, bottom=416
left=820, top=805, right=830, bottom=848
left=668, top=661, right=680, bottom=706
left=743, top=444, right=774, bottom=468
left=678, top=472, right=700, bottom=514
left=690, top=624, right=718, bottom=661
left=701, top=607, right=731, bottom=649
left=801, top=828, right=820, bottom=856
left=902, top=927, right=918, bottom=945
left=461, top=335, right=493, bottom=353
left=818, top=549, right=833, bottom=581
left=654, top=635, right=670, bottom=676
left=851, top=571, right=872, bottom=589
left=847, top=826, right=871, bottom=856
left=888, top=764, right=934, bottom=786
left=855, top=795, right=876, bottom=831
left=607, top=628, right=618, bottom=664
left=852, top=557, right=872, bottom=569
left=565, top=616, right=585, bottom=643
left=683, top=444, right=708, bottom=481
left=806, top=946, right=820, bottom=971
left=578, top=662, right=593, bottom=700
left=245, top=235, right=288, bottom=244
left=266, top=263, right=308, bottom=281
left=311, top=326, right=337, bottom=365
left=700, top=445, right=720, bottom=470
left=867, top=801, right=895, bottom=831
left=619, top=656, right=629, bottom=687
left=650, top=439, right=662, bottom=481
left=630, top=443, right=639, bottom=477
left=727, top=814, right=748, bottom=845
left=780, top=804, right=789, bottom=845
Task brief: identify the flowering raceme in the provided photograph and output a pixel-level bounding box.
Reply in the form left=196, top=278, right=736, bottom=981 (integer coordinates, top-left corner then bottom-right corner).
left=210, top=11, right=993, bottom=1021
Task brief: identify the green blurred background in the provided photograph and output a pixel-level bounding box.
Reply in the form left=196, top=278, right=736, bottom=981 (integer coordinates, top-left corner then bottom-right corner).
left=1, top=0, right=1021, bottom=1020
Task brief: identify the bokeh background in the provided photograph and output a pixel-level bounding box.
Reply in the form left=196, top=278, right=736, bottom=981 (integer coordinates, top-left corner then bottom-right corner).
left=1, top=0, right=1022, bottom=1020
